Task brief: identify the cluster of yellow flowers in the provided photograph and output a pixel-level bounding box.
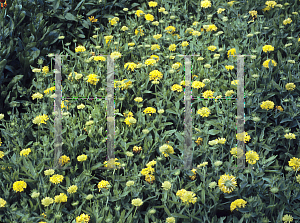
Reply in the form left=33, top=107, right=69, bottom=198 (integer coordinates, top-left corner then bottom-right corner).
left=114, top=79, right=133, bottom=90
left=103, top=158, right=121, bottom=169
left=123, top=111, right=137, bottom=127
left=76, top=213, right=91, bottom=223
left=230, top=199, right=247, bottom=212
left=140, top=160, right=157, bottom=184
left=288, top=157, right=300, bottom=171
left=176, top=188, right=197, bottom=205
left=98, top=180, right=111, bottom=192
left=159, top=144, right=175, bottom=158
left=133, top=145, right=142, bottom=153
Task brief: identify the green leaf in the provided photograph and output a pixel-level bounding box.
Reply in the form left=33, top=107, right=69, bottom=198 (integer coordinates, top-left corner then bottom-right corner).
left=86, top=9, right=100, bottom=16
left=208, top=129, right=220, bottom=135
left=171, top=213, right=189, bottom=219
left=65, top=13, right=77, bottom=21
left=91, top=162, right=103, bottom=171
left=63, top=48, right=77, bottom=59
left=175, top=132, right=184, bottom=142
left=74, top=0, right=85, bottom=11
left=163, top=205, right=171, bottom=216
left=7, top=75, right=23, bottom=90
left=75, top=134, right=87, bottom=146
left=82, top=20, right=89, bottom=29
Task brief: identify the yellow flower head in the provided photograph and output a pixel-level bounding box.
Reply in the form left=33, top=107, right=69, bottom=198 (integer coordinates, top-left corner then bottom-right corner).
left=245, top=150, right=259, bottom=165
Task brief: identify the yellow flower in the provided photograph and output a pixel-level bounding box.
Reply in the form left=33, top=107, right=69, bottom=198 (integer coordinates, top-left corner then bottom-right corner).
left=230, top=199, right=247, bottom=212
left=225, top=65, right=234, bottom=71
left=13, top=180, right=27, bottom=192
left=50, top=174, right=64, bottom=184
left=59, top=155, right=70, bottom=166
left=86, top=74, right=99, bottom=85
left=0, top=114, right=4, bottom=120
left=41, top=197, right=54, bottom=207
left=75, top=45, right=86, bottom=53
left=265, top=1, right=277, bottom=8
left=218, top=173, right=237, bottom=194
left=128, top=42, right=135, bottom=47
left=143, top=107, right=156, bottom=116
left=76, top=213, right=91, bottom=223
left=133, top=146, right=142, bottom=153
left=160, top=182, right=173, bottom=191
left=169, top=44, right=176, bottom=52
left=225, top=90, right=235, bottom=97
left=171, top=84, right=183, bottom=92
left=245, top=150, right=259, bottom=165
left=93, top=56, right=106, bottom=61
left=77, top=154, right=87, bottom=162
left=182, top=41, right=189, bottom=47
left=195, top=137, right=203, bottom=145
left=171, top=62, right=181, bottom=70
left=110, top=51, right=122, bottom=60
left=0, top=150, right=4, bottom=159
left=124, top=62, right=137, bottom=71
left=153, top=34, right=162, bottom=40
left=159, top=144, right=174, bottom=157
left=202, top=90, right=214, bottom=98
left=44, top=169, right=55, bottom=176
left=145, top=174, right=155, bottom=183
left=261, top=100, right=275, bottom=110
left=109, top=18, right=118, bottom=26
left=135, top=28, right=145, bottom=36
left=217, top=138, right=226, bottom=144
left=98, top=180, right=110, bottom=191
left=151, top=44, right=160, bottom=50
left=158, top=7, right=165, bottom=12
left=54, top=193, right=68, bottom=203
left=207, top=45, right=217, bottom=51
left=230, top=147, right=244, bottom=159
left=289, top=157, right=300, bottom=171
left=124, top=117, right=137, bottom=127
left=231, top=80, right=239, bottom=85
left=104, top=35, right=113, bottom=44
left=31, top=92, right=43, bottom=100
left=134, top=97, right=143, bottom=103
left=217, top=8, right=225, bottom=14
left=285, top=133, right=296, bottom=140
left=249, top=10, right=257, bottom=19
left=197, top=107, right=211, bottom=117
left=192, top=81, right=205, bottom=89
left=276, top=106, right=284, bottom=112
left=263, top=59, right=277, bottom=68
left=286, top=83, right=296, bottom=91
left=146, top=160, right=157, bottom=167
left=262, top=45, right=274, bottom=53
left=236, top=132, right=251, bottom=143
left=206, top=24, right=218, bottom=31
left=121, top=26, right=129, bottom=31
left=20, top=148, right=31, bottom=157
left=228, top=48, right=236, bottom=58
left=149, top=70, right=163, bottom=81
left=148, top=1, right=157, bottom=7
left=227, top=1, right=235, bottom=6
left=132, top=198, right=143, bottom=207
left=145, top=14, right=154, bottom=21
left=32, top=114, right=49, bottom=126
left=192, top=30, right=201, bottom=36
left=42, top=66, right=49, bottom=74
left=166, top=217, right=176, bottom=223
left=0, top=198, right=7, bottom=208
left=176, top=189, right=197, bottom=205
left=135, top=10, right=144, bottom=17
left=145, top=58, right=157, bottom=66
left=165, top=26, right=176, bottom=34
left=201, top=0, right=211, bottom=8
left=88, top=16, right=98, bottom=22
